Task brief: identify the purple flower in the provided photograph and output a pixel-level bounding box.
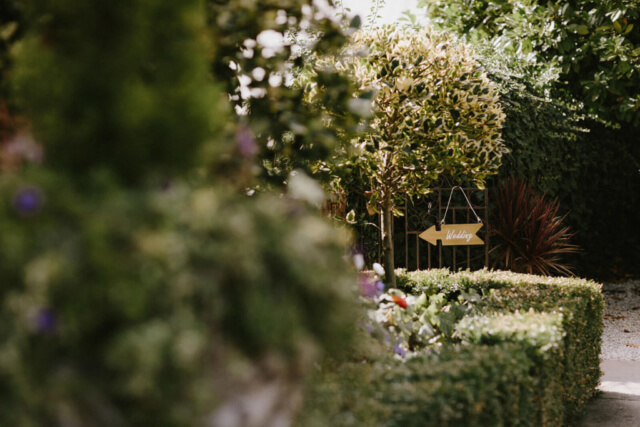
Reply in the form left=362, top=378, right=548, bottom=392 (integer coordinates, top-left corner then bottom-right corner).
left=358, top=273, right=377, bottom=298
left=33, top=308, right=57, bottom=333
left=359, top=321, right=374, bottom=334
left=236, top=126, right=258, bottom=158
left=375, top=280, right=385, bottom=292
left=393, top=344, right=406, bottom=357
left=13, top=187, right=43, bottom=216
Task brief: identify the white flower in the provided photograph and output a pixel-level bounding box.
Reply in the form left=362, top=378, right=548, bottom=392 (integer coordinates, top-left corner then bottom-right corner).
left=347, top=98, right=373, bottom=118
left=251, top=67, right=266, bottom=81
left=256, top=30, right=286, bottom=58
left=353, top=254, right=365, bottom=270
left=395, top=76, right=414, bottom=92
left=288, top=170, right=325, bottom=205
left=373, top=263, right=385, bottom=276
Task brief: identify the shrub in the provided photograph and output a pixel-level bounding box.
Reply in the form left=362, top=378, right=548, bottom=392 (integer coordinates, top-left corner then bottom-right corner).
left=301, top=269, right=604, bottom=426
left=425, top=0, right=640, bottom=280
left=457, top=311, right=566, bottom=425
left=0, top=170, right=357, bottom=425
left=299, top=344, right=538, bottom=427
left=465, top=270, right=604, bottom=424
left=2, top=0, right=359, bottom=424
left=490, top=178, right=580, bottom=276
left=207, top=0, right=363, bottom=185
left=13, top=0, right=223, bottom=184
left=424, top=0, right=640, bottom=127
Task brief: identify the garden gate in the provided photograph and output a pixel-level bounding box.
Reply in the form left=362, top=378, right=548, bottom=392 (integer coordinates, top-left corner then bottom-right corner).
left=398, top=187, right=489, bottom=271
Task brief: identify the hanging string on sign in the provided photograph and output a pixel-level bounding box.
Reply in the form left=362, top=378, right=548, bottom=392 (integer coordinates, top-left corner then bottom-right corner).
left=418, top=186, right=484, bottom=246
left=441, top=186, right=482, bottom=225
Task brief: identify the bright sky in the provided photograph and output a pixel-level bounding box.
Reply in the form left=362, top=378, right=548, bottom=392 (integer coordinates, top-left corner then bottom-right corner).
left=339, top=0, right=426, bottom=26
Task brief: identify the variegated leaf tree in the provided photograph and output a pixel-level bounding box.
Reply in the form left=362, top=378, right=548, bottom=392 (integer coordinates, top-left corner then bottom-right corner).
left=325, top=28, right=507, bottom=286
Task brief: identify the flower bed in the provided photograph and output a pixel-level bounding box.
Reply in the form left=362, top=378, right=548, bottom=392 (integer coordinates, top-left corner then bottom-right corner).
left=299, top=269, right=604, bottom=426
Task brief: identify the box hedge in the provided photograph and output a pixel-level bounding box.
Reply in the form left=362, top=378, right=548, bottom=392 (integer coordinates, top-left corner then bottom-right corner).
left=300, top=269, right=604, bottom=426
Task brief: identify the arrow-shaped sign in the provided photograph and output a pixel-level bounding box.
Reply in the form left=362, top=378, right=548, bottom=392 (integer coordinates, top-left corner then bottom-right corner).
left=419, top=223, right=484, bottom=246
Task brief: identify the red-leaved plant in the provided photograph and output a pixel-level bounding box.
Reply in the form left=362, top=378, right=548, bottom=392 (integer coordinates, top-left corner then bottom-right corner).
left=490, top=178, right=580, bottom=276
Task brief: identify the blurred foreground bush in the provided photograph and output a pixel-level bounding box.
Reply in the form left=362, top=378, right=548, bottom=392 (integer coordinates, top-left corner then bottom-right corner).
left=1, top=0, right=358, bottom=425
left=0, top=171, right=357, bottom=426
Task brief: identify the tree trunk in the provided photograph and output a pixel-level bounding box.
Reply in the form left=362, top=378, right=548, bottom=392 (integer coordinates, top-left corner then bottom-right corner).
left=381, top=194, right=396, bottom=287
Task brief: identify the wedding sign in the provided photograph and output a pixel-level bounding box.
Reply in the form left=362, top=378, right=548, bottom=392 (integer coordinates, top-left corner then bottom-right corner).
left=419, top=224, right=484, bottom=246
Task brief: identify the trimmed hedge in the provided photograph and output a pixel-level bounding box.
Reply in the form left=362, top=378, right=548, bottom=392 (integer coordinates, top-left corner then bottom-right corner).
left=400, top=269, right=605, bottom=425
left=457, top=311, right=565, bottom=425
left=299, top=269, right=604, bottom=426
left=300, top=344, right=538, bottom=427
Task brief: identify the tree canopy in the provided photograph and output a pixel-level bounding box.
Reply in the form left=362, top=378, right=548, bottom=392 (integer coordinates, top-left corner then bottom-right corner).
left=321, top=28, right=507, bottom=284
left=426, top=0, right=640, bottom=127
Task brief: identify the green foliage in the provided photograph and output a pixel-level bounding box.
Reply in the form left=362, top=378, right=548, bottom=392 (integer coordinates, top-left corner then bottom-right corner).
left=0, top=0, right=22, bottom=101
left=0, top=170, right=357, bottom=425
left=300, top=343, right=544, bottom=427
left=332, top=28, right=506, bottom=208
left=364, top=286, right=479, bottom=354
left=425, top=0, right=640, bottom=127
left=302, top=269, right=604, bottom=426
left=457, top=311, right=565, bottom=356
left=12, top=0, right=223, bottom=184
left=472, top=43, right=587, bottom=194
left=474, top=40, right=640, bottom=279
left=466, top=270, right=605, bottom=424
left=207, top=0, right=363, bottom=185
left=490, top=178, right=580, bottom=276
left=456, top=311, right=566, bottom=425
left=322, top=28, right=506, bottom=284
left=2, top=0, right=360, bottom=424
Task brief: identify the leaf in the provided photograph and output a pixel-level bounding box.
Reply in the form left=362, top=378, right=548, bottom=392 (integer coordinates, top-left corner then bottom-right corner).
left=0, top=22, right=18, bottom=41
left=610, top=10, right=623, bottom=23
left=437, top=311, right=457, bottom=337
left=576, top=25, right=589, bottom=35
left=613, top=21, right=622, bottom=33
left=346, top=209, right=356, bottom=224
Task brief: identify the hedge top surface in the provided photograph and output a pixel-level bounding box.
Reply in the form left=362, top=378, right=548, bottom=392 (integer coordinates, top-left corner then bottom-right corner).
left=397, top=268, right=602, bottom=296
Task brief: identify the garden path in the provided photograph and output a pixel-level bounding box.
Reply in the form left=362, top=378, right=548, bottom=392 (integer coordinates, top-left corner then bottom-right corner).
left=579, top=281, right=640, bottom=426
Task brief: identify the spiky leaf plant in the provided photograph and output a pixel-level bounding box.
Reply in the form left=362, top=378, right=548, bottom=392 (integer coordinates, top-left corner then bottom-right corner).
left=490, top=178, right=579, bottom=276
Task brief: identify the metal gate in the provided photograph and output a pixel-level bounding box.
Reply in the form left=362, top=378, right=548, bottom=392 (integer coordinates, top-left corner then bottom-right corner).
left=397, top=187, right=489, bottom=271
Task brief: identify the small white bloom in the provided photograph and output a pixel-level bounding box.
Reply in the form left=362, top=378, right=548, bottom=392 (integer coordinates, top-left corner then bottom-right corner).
left=237, top=74, right=251, bottom=87
left=353, top=254, right=365, bottom=270
left=347, top=98, right=373, bottom=118
left=268, top=73, right=283, bottom=87
left=395, top=76, right=414, bottom=92
left=373, top=263, right=385, bottom=276
left=256, top=30, right=286, bottom=55
left=275, top=10, right=288, bottom=25
left=288, top=170, right=325, bottom=205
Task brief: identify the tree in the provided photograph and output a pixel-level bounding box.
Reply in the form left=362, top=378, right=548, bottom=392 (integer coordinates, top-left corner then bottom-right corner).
left=322, top=28, right=506, bottom=286
left=425, top=0, right=640, bottom=278
left=425, top=0, right=640, bottom=127
left=207, top=0, right=364, bottom=186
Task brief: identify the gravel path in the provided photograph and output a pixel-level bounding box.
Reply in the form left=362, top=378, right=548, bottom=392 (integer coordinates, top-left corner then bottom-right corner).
left=600, top=280, right=640, bottom=361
